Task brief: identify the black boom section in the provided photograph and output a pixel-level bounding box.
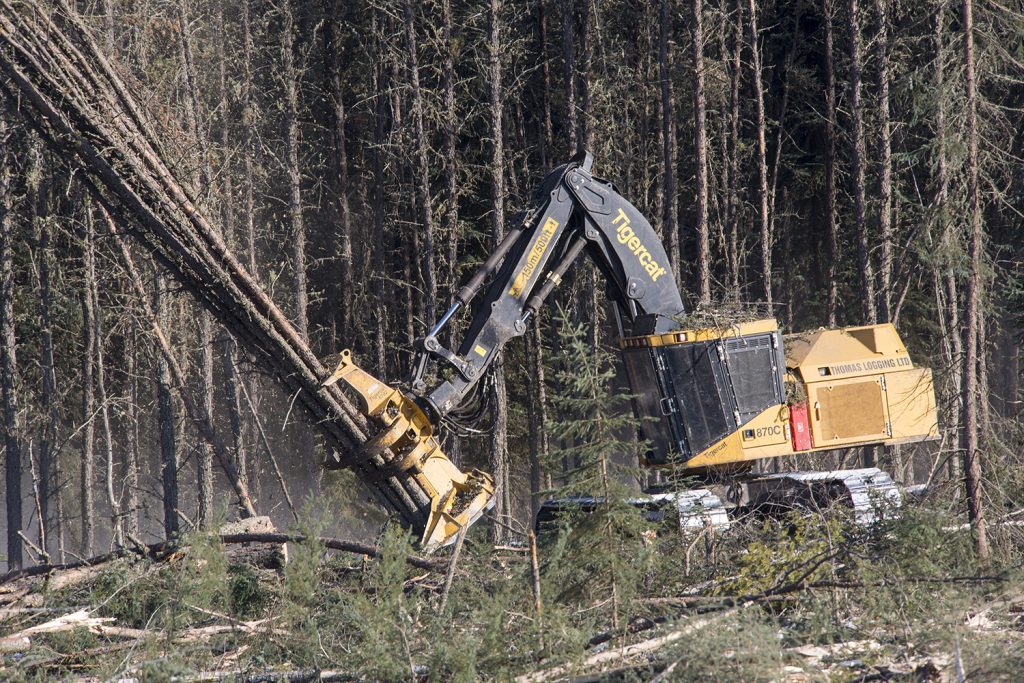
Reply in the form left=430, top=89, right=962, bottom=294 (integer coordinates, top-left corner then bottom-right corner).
left=415, top=151, right=687, bottom=420
left=562, top=166, right=684, bottom=335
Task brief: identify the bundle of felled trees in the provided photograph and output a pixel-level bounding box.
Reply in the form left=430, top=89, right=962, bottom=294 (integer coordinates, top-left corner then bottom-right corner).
left=0, top=0, right=433, bottom=532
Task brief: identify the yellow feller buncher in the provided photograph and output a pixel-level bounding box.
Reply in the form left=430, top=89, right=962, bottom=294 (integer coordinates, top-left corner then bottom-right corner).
left=324, top=152, right=938, bottom=551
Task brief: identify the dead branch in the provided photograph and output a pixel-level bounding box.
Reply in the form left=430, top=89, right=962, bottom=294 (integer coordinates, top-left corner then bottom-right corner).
left=515, top=610, right=739, bottom=683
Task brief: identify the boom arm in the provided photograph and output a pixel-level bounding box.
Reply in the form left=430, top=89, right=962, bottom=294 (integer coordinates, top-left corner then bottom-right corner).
left=412, top=151, right=685, bottom=420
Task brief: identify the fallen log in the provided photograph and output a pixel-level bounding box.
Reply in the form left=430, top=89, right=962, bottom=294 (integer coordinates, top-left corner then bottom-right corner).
left=0, top=531, right=443, bottom=592
left=0, top=0, right=456, bottom=542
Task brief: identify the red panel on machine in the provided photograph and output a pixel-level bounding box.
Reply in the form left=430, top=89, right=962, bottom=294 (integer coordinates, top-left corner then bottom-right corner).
left=789, top=403, right=812, bottom=451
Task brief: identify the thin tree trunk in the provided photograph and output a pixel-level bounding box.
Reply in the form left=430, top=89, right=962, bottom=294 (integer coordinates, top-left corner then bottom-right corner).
left=876, top=0, right=893, bottom=322
left=241, top=0, right=258, bottom=278
left=281, top=0, right=307, bottom=340
left=123, top=324, right=140, bottom=537
left=29, top=135, right=57, bottom=554
left=215, top=1, right=248, bottom=493
left=176, top=0, right=215, bottom=526
left=538, top=0, right=554, bottom=170
left=849, top=0, right=876, bottom=324
left=527, top=319, right=550, bottom=520
left=560, top=0, right=577, bottom=153
left=726, top=0, right=742, bottom=300
left=659, top=0, right=680, bottom=284
left=154, top=271, right=180, bottom=540
left=403, top=0, right=437, bottom=326
left=371, top=13, right=388, bottom=373
left=442, top=0, right=460, bottom=298
left=92, top=265, right=123, bottom=546
left=959, top=0, right=989, bottom=562
left=328, top=1, right=353, bottom=337
left=578, top=0, right=599, bottom=348
left=747, top=0, right=771, bottom=305
left=579, top=0, right=594, bottom=153
left=692, top=0, right=711, bottom=306
left=488, top=0, right=511, bottom=542
left=80, top=206, right=96, bottom=556
left=931, top=1, right=961, bottom=479
left=823, top=0, right=839, bottom=326
left=0, top=120, right=23, bottom=570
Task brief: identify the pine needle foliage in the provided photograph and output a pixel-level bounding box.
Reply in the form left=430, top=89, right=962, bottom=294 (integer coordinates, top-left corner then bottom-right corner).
left=540, top=308, right=652, bottom=630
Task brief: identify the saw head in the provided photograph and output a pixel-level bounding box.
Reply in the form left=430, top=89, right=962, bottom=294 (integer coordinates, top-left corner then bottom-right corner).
left=323, top=350, right=495, bottom=552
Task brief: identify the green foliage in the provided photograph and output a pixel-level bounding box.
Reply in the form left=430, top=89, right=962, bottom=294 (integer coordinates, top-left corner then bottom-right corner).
left=721, top=512, right=848, bottom=596
left=540, top=307, right=652, bottom=629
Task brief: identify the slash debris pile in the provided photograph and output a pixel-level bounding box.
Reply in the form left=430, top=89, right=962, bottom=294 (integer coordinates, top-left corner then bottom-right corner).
left=0, top=0, right=435, bottom=531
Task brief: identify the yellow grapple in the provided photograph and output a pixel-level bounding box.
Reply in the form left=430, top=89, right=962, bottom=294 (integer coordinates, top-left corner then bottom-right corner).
left=322, top=350, right=495, bottom=552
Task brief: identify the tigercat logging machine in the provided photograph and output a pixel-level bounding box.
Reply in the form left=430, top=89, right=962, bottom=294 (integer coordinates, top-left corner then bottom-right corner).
left=323, top=152, right=938, bottom=551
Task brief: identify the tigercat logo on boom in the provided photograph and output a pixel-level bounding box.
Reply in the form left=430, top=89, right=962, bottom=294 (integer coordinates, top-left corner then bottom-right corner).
left=613, top=208, right=667, bottom=282
left=509, top=217, right=559, bottom=297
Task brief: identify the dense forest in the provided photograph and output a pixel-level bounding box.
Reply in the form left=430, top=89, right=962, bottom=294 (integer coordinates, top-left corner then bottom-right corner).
left=0, top=0, right=1023, bottom=679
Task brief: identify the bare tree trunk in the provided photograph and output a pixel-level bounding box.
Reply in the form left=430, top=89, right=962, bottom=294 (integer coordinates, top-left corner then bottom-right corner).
left=442, top=0, right=460, bottom=298
left=726, top=0, right=742, bottom=300
left=176, top=0, right=215, bottom=527
left=527, top=319, right=551, bottom=518
left=659, top=0, right=680, bottom=285
left=960, top=0, right=989, bottom=562
left=578, top=0, right=600, bottom=348
left=579, top=0, right=594, bottom=153
left=848, top=0, right=876, bottom=324
left=876, top=0, right=893, bottom=322
left=931, top=1, right=961, bottom=480
left=488, top=0, right=511, bottom=541
left=80, top=206, right=97, bottom=556
left=328, top=1, right=353, bottom=337
left=241, top=0, right=258, bottom=278
left=215, top=1, right=248, bottom=493
left=371, top=14, right=388, bottom=373
left=537, top=0, right=554, bottom=171
left=92, top=267, right=123, bottom=546
left=823, top=0, right=839, bottom=326
left=29, top=135, right=58, bottom=555
left=280, top=0, right=307, bottom=340
left=747, top=0, right=771, bottom=305
left=154, top=271, right=180, bottom=540
left=0, top=119, right=23, bottom=570
left=560, top=0, right=577, bottom=153
left=123, top=325, right=140, bottom=537
left=403, top=0, right=437, bottom=326
left=692, top=0, right=711, bottom=306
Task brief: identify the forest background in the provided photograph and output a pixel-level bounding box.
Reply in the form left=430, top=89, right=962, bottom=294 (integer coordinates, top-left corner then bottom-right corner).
left=0, top=0, right=1022, bottom=573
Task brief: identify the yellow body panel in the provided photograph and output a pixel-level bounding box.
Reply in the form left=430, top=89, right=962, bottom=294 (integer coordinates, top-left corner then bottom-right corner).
left=642, top=322, right=939, bottom=470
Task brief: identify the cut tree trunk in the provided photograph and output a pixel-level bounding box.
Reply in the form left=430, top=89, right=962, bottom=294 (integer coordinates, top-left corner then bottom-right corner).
left=0, top=0, right=444, bottom=536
